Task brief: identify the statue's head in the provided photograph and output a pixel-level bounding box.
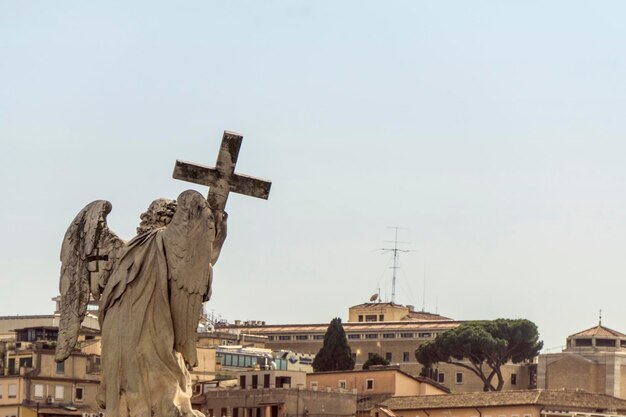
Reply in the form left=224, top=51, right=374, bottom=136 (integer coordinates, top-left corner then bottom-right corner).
left=137, top=198, right=178, bottom=235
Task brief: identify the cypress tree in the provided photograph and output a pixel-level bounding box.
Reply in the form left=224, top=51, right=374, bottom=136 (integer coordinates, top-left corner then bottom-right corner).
left=312, top=317, right=355, bottom=372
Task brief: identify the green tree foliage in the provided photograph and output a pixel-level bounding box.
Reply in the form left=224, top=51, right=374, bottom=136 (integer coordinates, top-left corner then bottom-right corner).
left=362, top=353, right=389, bottom=370
left=312, top=317, right=355, bottom=372
left=415, top=319, right=543, bottom=391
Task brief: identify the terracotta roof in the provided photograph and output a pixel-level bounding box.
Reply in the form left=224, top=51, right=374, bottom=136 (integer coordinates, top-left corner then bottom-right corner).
left=380, top=389, right=626, bottom=411
left=570, top=324, right=626, bottom=338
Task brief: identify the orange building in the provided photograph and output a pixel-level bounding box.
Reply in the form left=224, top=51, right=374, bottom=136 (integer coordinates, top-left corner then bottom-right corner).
left=307, top=366, right=448, bottom=417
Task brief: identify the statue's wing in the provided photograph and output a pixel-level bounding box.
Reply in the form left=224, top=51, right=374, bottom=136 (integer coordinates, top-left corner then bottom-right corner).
left=162, top=190, right=218, bottom=367
left=55, top=200, right=123, bottom=362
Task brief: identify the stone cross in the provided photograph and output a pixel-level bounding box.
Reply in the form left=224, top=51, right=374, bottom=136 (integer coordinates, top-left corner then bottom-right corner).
left=172, top=131, right=272, bottom=210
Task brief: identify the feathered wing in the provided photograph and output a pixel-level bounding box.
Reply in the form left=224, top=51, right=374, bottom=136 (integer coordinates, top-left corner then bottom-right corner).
left=55, top=200, right=124, bottom=362
left=163, top=190, right=227, bottom=367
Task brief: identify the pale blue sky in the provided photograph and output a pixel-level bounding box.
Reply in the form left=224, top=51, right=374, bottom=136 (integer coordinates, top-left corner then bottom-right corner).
left=1, top=2, right=626, bottom=351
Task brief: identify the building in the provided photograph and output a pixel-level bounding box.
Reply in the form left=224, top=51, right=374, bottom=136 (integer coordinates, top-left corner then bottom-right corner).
left=192, top=370, right=354, bottom=417
left=537, top=321, right=626, bottom=399
left=0, top=342, right=101, bottom=417
left=307, top=366, right=448, bottom=417
left=238, top=370, right=306, bottom=390
left=373, top=389, right=626, bottom=417
left=217, top=302, right=533, bottom=393
left=192, top=387, right=356, bottom=417
left=307, top=366, right=447, bottom=396
left=198, top=330, right=268, bottom=349
left=2, top=317, right=56, bottom=341
left=216, top=303, right=457, bottom=374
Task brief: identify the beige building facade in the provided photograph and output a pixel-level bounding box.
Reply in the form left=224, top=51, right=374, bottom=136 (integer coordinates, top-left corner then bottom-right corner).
left=218, top=303, right=533, bottom=393
left=307, top=367, right=448, bottom=417
left=0, top=346, right=101, bottom=417
left=192, top=388, right=356, bottom=417
left=537, top=322, right=626, bottom=399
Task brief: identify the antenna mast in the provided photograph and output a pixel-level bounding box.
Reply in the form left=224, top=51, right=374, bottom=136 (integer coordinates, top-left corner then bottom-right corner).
left=381, top=227, right=410, bottom=304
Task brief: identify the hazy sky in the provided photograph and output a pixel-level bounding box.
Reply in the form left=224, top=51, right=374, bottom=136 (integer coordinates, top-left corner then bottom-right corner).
left=2, top=2, right=626, bottom=351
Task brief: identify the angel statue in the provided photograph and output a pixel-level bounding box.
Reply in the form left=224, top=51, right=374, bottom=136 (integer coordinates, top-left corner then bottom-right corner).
left=55, top=132, right=271, bottom=417
left=55, top=190, right=227, bottom=417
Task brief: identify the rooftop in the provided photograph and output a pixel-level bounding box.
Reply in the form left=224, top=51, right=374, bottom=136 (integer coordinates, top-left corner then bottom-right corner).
left=381, top=389, right=626, bottom=411
left=570, top=323, right=626, bottom=339
left=221, top=321, right=460, bottom=333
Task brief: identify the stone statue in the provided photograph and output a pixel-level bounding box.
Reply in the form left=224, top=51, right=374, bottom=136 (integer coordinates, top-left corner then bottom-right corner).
left=55, top=131, right=271, bottom=417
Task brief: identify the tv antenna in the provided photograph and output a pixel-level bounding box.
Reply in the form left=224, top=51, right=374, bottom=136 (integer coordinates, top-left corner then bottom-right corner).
left=381, top=226, right=411, bottom=304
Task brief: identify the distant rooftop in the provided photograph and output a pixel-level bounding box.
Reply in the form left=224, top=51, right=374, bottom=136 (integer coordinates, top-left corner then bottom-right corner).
left=570, top=323, right=626, bottom=338
left=220, top=321, right=460, bottom=333
left=381, top=389, right=626, bottom=411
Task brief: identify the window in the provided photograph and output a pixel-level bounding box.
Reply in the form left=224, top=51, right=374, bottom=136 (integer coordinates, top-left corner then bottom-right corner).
left=55, top=385, right=64, bottom=400
left=0, top=385, right=3, bottom=399
left=19, top=357, right=33, bottom=369
left=338, top=380, right=347, bottom=389
left=358, top=315, right=363, bottom=322
left=455, top=372, right=463, bottom=384
left=437, top=373, right=445, bottom=384
left=511, top=373, right=517, bottom=385
left=295, top=335, right=308, bottom=340
left=382, top=333, right=396, bottom=339
left=366, top=379, right=374, bottom=390
left=575, top=338, right=592, bottom=347
left=8, top=384, right=17, bottom=398
left=400, top=333, right=414, bottom=338
left=251, top=375, right=258, bottom=389
left=75, top=387, right=84, bottom=402
left=278, top=335, right=291, bottom=341
left=221, top=408, right=228, bottom=417
left=418, top=332, right=432, bottom=338
left=34, top=384, right=44, bottom=399
left=365, top=315, right=377, bottom=322
left=385, top=352, right=392, bottom=362
left=403, top=352, right=410, bottom=362
left=310, top=381, right=318, bottom=390
left=240, top=376, right=246, bottom=388
left=597, top=338, right=617, bottom=347
left=348, top=334, right=361, bottom=339
left=264, top=374, right=270, bottom=388
left=233, top=408, right=239, bottom=417
left=313, top=335, right=324, bottom=340
left=378, top=315, right=384, bottom=321
left=267, top=336, right=275, bottom=341
left=365, top=334, right=378, bottom=339
left=56, top=361, right=65, bottom=374
left=351, top=353, right=357, bottom=362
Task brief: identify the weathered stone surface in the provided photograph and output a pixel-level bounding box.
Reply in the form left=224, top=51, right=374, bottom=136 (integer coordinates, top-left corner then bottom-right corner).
left=173, top=131, right=272, bottom=210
